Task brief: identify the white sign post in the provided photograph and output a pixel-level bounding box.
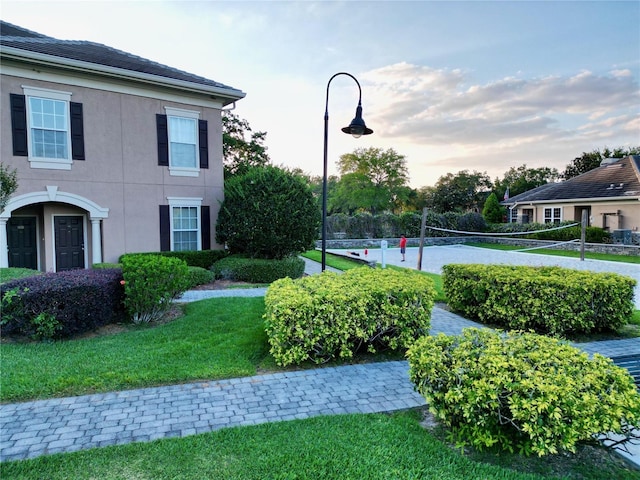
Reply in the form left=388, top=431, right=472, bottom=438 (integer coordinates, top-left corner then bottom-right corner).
left=380, top=240, right=388, bottom=268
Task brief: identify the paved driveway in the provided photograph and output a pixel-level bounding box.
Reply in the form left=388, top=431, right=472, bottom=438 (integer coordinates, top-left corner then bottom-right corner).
left=329, top=245, right=640, bottom=309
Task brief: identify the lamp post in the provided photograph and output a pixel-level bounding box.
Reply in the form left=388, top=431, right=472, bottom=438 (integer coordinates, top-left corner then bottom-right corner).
left=322, top=72, right=373, bottom=271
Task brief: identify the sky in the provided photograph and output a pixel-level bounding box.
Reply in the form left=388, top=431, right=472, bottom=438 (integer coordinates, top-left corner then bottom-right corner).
left=2, top=0, right=639, bottom=187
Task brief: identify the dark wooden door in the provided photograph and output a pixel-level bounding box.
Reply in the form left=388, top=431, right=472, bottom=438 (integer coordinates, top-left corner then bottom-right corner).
left=7, top=217, right=37, bottom=270
left=54, top=216, right=85, bottom=271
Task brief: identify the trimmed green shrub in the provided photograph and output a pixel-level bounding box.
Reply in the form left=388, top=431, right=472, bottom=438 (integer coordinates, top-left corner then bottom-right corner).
left=211, top=255, right=304, bottom=283
left=216, top=166, right=320, bottom=259
left=264, top=267, right=436, bottom=366
left=121, top=255, right=189, bottom=324
left=443, top=264, right=635, bottom=336
left=0, top=268, right=126, bottom=339
left=407, top=328, right=640, bottom=456
left=186, top=266, right=215, bottom=288
left=120, top=250, right=227, bottom=269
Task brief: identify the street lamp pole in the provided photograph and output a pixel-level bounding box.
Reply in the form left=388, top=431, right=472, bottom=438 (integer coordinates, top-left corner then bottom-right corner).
left=322, top=72, right=373, bottom=271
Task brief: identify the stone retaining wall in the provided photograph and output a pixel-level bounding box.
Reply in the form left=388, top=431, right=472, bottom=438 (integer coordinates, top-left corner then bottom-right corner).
left=316, top=237, right=640, bottom=256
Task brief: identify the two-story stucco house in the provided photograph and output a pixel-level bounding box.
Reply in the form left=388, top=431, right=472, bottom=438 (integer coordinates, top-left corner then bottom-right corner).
left=1, top=21, right=245, bottom=271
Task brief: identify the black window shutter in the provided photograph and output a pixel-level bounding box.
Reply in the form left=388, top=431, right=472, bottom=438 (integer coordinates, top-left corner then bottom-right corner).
left=156, top=114, right=169, bottom=166
left=159, top=205, right=170, bottom=251
left=198, top=120, right=208, bottom=169
left=201, top=206, right=211, bottom=250
left=70, top=102, right=85, bottom=160
left=10, top=94, right=28, bottom=156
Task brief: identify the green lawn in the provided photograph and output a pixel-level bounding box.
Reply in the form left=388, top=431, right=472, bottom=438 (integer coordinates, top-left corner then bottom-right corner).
left=467, top=242, right=640, bottom=264
left=1, top=297, right=270, bottom=402
left=3, top=410, right=637, bottom=480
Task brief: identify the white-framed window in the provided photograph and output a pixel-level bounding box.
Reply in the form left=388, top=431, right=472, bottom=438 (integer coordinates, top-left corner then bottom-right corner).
left=165, top=107, right=200, bottom=177
left=23, top=86, right=73, bottom=170
left=168, top=197, right=202, bottom=251
left=544, top=207, right=562, bottom=224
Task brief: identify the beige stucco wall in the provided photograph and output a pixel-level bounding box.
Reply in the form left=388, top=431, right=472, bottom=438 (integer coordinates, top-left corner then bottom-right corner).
left=1, top=66, right=227, bottom=269
left=513, top=200, right=640, bottom=232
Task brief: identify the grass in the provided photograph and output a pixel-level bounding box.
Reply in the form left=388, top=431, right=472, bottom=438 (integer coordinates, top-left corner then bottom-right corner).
left=1, top=297, right=269, bottom=402
left=0, top=267, right=42, bottom=283
left=301, top=249, right=368, bottom=270
left=3, top=410, right=638, bottom=480
left=466, top=242, right=640, bottom=264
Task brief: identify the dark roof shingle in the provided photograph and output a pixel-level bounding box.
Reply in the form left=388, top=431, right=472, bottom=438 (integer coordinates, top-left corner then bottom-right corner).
left=0, top=21, right=244, bottom=97
left=504, top=156, right=640, bottom=204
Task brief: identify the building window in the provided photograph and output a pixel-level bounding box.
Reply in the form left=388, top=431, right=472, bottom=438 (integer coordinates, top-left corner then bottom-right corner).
left=165, top=107, right=200, bottom=177
left=544, top=207, right=562, bottom=224
left=29, top=97, right=69, bottom=159
left=168, top=197, right=202, bottom=251
left=14, top=86, right=84, bottom=170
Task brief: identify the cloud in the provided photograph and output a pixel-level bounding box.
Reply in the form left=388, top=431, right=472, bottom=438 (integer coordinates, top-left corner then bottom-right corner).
left=360, top=63, right=639, bottom=149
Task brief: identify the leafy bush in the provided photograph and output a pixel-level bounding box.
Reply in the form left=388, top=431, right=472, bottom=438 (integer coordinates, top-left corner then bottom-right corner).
left=216, top=166, right=320, bottom=259
left=120, top=250, right=227, bottom=269
left=186, top=266, right=215, bottom=288
left=211, top=255, right=304, bottom=283
left=487, top=222, right=611, bottom=244
left=457, top=212, right=487, bottom=232
left=407, top=328, right=640, bottom=456
left=264, top=267, right=435, bottom=366
left=443, top=264, right=635, bottom=336
left=0, top=268, right=126, bottom=339
left=121, top=255, right=190, bottom=324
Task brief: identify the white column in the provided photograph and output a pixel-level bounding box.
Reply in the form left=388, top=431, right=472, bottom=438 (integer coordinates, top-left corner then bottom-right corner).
left=0, top=219, right=7, bottom=268
left=91, top=218, right=102, bottom=265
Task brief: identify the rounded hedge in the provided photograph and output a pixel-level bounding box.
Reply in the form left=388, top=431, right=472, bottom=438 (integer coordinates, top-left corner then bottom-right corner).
left=407, top=328, right=640, bottom=456
left=265, top=267, right=436, bottom=366
left=216, top=166, right=320, bottom=259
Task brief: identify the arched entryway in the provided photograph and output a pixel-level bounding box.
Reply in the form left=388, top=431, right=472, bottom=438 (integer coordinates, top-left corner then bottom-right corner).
left=0, top=186, right=109, bottom=271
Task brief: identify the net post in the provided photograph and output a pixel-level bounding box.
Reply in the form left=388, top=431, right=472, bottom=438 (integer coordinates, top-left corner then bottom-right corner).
left=417, top=208, right=427, bottom=271
left=580, top=210, right=588, bottom=261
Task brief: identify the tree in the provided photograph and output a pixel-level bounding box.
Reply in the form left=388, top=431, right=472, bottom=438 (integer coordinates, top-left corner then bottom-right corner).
left=562, top=147, right=640, bottom=180
left=430, top=170, right=493, bottom=213
left=216, top=166, right=320, bottom=259
left=334, top=147, right=410, bottom=214
left=222, top=111, right=270, bottom=177
left=494, top=165, right=559, bottom=200
left=482, top=192, right=505, bottom=223
left=0, top=163, right=18, bottom=212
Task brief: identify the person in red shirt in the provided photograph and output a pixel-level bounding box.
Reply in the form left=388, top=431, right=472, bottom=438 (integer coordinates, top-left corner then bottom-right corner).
left=399, top=235, right=407, bottom=262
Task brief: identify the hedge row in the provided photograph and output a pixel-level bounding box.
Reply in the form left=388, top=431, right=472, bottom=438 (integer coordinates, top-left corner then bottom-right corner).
left=0, top=268, right=126, bottom=339
left=211, top=255, right=305, bottom=283
left=119, top=249, right=227, bottom=269
left=442, top=264, right=635, bottom=336
left=408, top=328, right=640, bottom=456
left=264, top=268, right=436, bottom=366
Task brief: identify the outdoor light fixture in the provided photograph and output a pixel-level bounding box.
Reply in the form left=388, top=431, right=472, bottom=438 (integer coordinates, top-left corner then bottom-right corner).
left=322, top=72, right=373, bottom=271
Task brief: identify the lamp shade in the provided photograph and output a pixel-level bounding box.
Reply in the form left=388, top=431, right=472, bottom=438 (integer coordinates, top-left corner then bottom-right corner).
left=342, top=103, right=373, bottom=138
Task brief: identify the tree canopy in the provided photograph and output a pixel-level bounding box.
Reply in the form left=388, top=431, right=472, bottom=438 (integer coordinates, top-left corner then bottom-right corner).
left=562, top=146, right=640, bottom=180
left=331, top=147, right=410, bottom=214
left=428, top=170, right=492, bottom=214
left=222, top=111, right=270, bottom=177
left=494, top=165, right=559, bottom=200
